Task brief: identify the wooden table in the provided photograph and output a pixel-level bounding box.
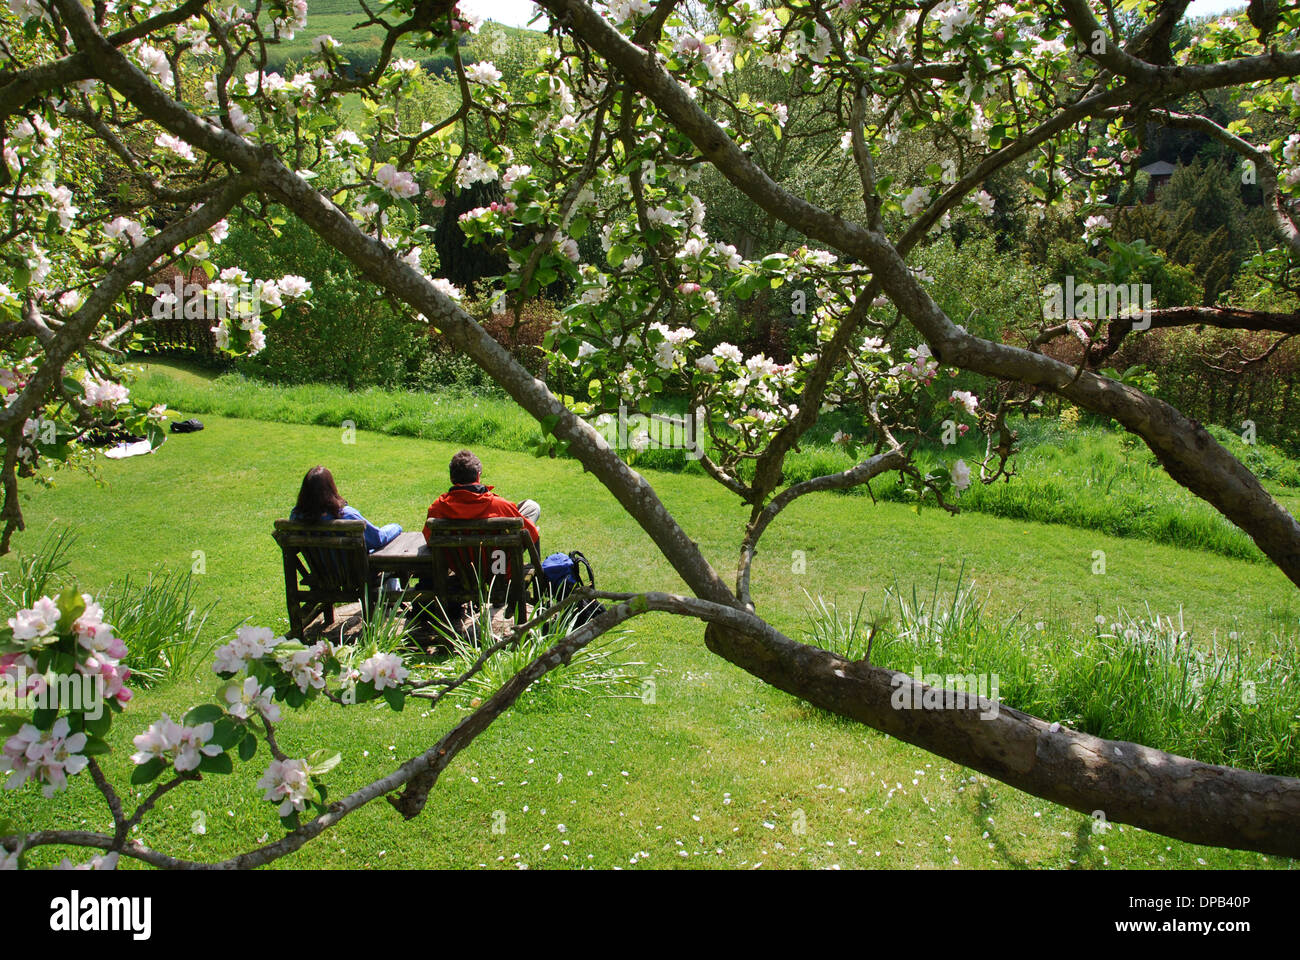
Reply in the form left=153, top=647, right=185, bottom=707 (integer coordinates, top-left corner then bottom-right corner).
left=369, top=531, right=434, bottom=580
left=369, top=523, right=541, bottom=624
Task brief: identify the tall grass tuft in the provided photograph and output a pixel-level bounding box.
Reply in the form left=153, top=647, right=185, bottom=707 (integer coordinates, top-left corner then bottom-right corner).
left=0, top=525, right=76, bottom=611
left=805, top=571, right=1300, bottom=777
left=419, top=592, right=644, bottom=708
left=101, top=570, right=221, bottom=687
left=0, top=526, right=222, bottom=687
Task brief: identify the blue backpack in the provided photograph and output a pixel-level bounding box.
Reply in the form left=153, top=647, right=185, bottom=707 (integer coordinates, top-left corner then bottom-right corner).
left=540, top=551, right=603, bottom=627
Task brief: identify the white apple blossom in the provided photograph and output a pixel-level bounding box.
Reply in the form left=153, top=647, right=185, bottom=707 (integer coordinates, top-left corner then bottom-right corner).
left=224, top=676, right=281, bottom=722
left=74, top=597, right=127, bottom=660
left=1032, top=36, right=1067, bottom=58
left=6, top=0, right=49, bottom=23
left=430, top=277, right=463, bottom=301
left=1082, top=214, right=1111, bottom=246
left=712, top=342, right=743, bottom=364
left=951, top=390, right=979, bottom=416
left=134, top=44, right=173, bottom=87
left=951, top=459, right=972, bottom=491
left=54, top=852, right=120, bottom=870
left=557, top=236, right=581, bottom=262
left=278, top=275, right=312, bottom=298
left=376, top=163, right=419, bottom=199
left=173, top=722, right=222, bottom=772
left=227, top=103, right=256, bottom=136
left=156, top=133, right=196, bottom=162
left=9, top=596, right=61, bottom=644
left=213, top=625, right=283, bottom=675
left=502, top=164, right=533, bottom=189
left=105, top=216, right=145, bottom=247
left=937, top=1, right=974, bottom=41
left=608, top=0, right=653, bottom=25
left=645, top=205, right=681, bottom=228
left=1284, top=134, right=1300, bottom=166
left=44, top=184, right=78, bottom=229
left=465, top=61, right=503, bottom=85
left=902, top=186, right=931, bottom=217
left=258, top=758, right=314, bottom=816
left=456, top=153, right=499, bottom=188
left=280, top=640, right=331, bottom=692
left=358, top=652, right=409, bottom=691
left=1, top=717, right=88, bottom=797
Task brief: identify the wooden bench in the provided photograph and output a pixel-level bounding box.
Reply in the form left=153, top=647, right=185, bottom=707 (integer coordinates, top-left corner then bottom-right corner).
left=371, top=517, right=542, bottom=625
left=272, top=519, right=376, bottom=639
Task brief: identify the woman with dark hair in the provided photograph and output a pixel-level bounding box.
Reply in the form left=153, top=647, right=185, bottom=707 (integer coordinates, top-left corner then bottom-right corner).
left=290, top=466, right=401, bottom=552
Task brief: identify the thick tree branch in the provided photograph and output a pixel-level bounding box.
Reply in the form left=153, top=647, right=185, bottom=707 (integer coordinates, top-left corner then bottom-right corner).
left=536, top=0, right=1300, bottom=591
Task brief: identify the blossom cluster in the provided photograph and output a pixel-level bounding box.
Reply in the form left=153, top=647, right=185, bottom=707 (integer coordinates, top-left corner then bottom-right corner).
left=1, top=594, right=133, bottom=798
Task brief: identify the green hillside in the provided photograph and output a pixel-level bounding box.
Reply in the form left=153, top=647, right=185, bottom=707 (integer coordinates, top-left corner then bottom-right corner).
left=263, top=1, right=541, bottom=74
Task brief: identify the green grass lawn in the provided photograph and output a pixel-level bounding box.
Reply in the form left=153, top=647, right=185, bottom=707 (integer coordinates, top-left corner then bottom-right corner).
left=2, top=401, right=1296, bottom=869
left=257, top=0, right=541, bottom=73
left=133, top=358, right=1297, bottom=563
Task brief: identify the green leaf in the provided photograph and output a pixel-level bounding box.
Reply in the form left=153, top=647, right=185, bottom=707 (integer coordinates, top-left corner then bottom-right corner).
left=198, top=753, right=233, bottom=775
left=130, top=757, right=166, bottom=785
left=382, top=687, right=405, bottom=712
left=238, top=731, right=258, bottom=762
left=85, top=709, right=113, bottom=737
left=306, top=749, right=341, bottom=775
left=81, top=735, right=112, bottom=756
left=607, top=243, right=632, bottom=268
left=183, top=704, right=225, bottom=727
left=55, top=589, right=86, bottom=633
left=0, top=716, right=25, bottom=737
left=209, top=717, right=242, bottom=750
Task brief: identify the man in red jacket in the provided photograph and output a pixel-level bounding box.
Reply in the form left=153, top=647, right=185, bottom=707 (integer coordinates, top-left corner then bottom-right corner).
left=425, top=449, right=541, bottom=544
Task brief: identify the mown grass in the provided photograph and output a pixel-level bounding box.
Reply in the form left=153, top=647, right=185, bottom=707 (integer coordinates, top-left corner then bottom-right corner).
left=1, top=408, right=1296, bottom=869
left=257, top=0, right=539, bottom=73
left=133, top=358, right=1292, bottom=563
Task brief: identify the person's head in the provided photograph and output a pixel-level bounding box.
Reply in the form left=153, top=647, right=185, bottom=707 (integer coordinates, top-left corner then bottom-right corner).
left=449, top=449, right=482, bottom=486
left=295, top=465, right=347, bottom=518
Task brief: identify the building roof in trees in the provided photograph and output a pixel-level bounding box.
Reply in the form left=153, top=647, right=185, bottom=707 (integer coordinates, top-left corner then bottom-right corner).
left=1139, top=160, right=1178, bottom=177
